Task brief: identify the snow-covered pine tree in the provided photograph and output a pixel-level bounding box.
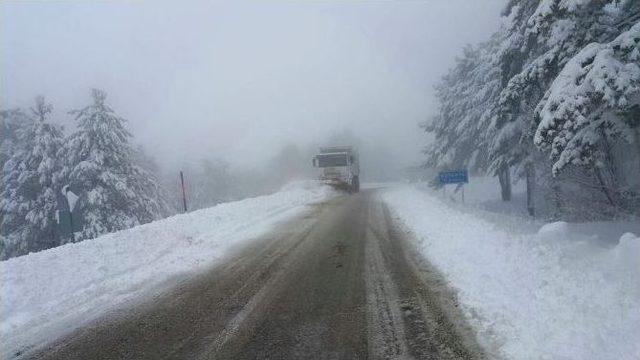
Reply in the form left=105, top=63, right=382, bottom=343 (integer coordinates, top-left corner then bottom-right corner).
left=425, top=45, right=481, bottom=172
left=490, top=0, right=627, bottom=210
left=62, top=89, right=170, bottom=240
left=485, top=0, right=543, bottom=203
left=425, top=38, right=501, bottom=173
left=536, top=22, right=639, bottom=171
left=535, top=18, right=640, bottom=209
left=0, top=96, right=64, bottom=259
left=1, top=108, right=32, bottom=170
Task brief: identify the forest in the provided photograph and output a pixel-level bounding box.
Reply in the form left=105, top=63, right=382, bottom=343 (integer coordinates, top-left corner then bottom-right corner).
left=425, top=0, right=640, bottom=220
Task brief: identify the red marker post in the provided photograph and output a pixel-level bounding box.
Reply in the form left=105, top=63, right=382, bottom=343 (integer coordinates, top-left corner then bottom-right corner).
left=180, top=171, right=188, bottom=213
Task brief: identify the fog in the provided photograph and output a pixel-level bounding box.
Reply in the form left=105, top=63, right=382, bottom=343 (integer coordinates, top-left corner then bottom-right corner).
left=1, top=0, right=504, bottom=176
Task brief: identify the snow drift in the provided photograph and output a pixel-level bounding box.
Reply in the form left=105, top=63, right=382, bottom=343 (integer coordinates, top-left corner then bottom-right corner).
left=383, top=185, right=640, bottom=360
left=0, top=181, right=335, bottom=358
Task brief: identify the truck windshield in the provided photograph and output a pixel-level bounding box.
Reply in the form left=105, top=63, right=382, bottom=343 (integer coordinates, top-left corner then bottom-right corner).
left=317, top=154, right=348, bottom=167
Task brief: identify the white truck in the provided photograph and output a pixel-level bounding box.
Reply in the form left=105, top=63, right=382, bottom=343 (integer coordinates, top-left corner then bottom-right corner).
left=312, top=146, right=360, bottom=192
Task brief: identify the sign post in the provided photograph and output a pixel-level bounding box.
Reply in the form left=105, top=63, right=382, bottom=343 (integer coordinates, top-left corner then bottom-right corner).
left=462, top=185, right=465, bottom=203
left=438, top=169, right=469, bottom=203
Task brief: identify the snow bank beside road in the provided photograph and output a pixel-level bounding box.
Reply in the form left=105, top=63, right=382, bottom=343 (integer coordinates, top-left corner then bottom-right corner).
left=383, top=186, right=640, bottom=360
left=1, top=181, right=335, bottom=358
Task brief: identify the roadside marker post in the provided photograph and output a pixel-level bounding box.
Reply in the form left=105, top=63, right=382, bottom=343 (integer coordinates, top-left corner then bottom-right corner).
left=180, top=171, right=188, bottom=213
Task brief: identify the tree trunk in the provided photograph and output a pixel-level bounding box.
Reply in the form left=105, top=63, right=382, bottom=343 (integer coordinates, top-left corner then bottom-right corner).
left=594, top=166, right=616, bottom=207
left=598, top=131, right=622, bottom=208
left=551, top=178, right=563, bottom=220
left=525, top=163, right=535, bottom=217
left=600, top=129, right=620, bottom=182
left=635, top=127, right=640, bottom=173
left=498, top=165, right=512, bottom=201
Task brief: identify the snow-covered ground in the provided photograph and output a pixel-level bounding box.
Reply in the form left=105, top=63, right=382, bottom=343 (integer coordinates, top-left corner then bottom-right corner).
left=0, top=181, right=335, bottom=358
left=383, top=183, right=640, bottom=360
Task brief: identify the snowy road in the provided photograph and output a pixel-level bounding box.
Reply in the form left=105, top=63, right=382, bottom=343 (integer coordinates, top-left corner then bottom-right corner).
left=27, top=189, right=484, bottom=359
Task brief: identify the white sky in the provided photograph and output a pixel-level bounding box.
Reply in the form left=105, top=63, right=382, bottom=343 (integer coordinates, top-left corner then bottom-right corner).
left=1, top=0, right=505, bottom=170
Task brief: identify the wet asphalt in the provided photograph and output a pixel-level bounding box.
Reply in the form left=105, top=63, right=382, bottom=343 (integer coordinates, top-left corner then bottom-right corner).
left=26, top=189, right=486, bottom=360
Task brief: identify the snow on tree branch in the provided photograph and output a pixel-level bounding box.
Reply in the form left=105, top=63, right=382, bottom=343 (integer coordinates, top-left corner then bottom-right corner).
left=535, top=22, right=640, bottom=174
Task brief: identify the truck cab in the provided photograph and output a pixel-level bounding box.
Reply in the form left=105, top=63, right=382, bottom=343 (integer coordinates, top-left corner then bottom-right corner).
left=312, top=146, right=359, bottom=192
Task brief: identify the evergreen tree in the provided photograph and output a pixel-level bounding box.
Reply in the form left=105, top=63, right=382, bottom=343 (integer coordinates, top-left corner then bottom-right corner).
left=535, top=12, right=640, bottom=175
left=425, top=37, right=502, bottom=176
left=490, top=0, right=613, bottom=202
left=1, top=108, right=32, bottom=170
left=487, top=0, right=542, bottom=202
left=0, top=96, right=63, bottom=258
left=535, top=20, right=640, bottom=209
left=425, top=45, right=482, bottom=172
left=62, top=89, right=170, bottom=240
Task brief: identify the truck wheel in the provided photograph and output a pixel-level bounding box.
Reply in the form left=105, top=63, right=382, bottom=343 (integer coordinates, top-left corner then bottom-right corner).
left=352, top=176, right=360, bottom=193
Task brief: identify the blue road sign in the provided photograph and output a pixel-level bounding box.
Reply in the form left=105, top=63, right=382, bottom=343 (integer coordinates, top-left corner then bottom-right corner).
left=438, top=170, right=469, bottom=184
